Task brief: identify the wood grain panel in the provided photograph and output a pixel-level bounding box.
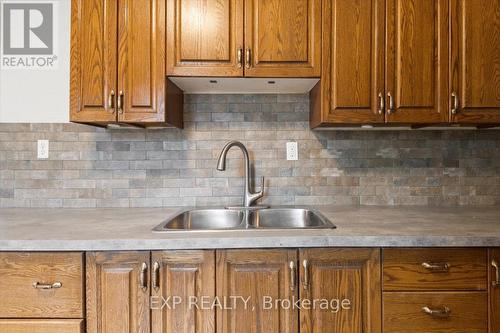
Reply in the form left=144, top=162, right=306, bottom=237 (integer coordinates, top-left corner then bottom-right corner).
left=299, top=248, right=381, bottom=333
left=311, top=0, right=385, bottom=126
left=244, top=0, right=321, bottom=77
left=0, top=252, right=84, bottom=318
left=70, top=0, right=117, bottom=123
left=86, top=251, right=150, bottom=333
left=166, top=0, right=244, bottom=76
left=490, top=248, right=500, bottom=333
left=216, top=249, right=298, bottom=333
left=451, top=0, right=500, bottom=124
left=383, top=292, right=488, bottom=333
left=383, top=248, right=488, bottom=291
left=0, top=319, right=84, bottom=333
left=386, top=0, right=449, bottom=123
left=152, top=250, right=215, bottom=333
left=118, top=0, right=166, bottom=123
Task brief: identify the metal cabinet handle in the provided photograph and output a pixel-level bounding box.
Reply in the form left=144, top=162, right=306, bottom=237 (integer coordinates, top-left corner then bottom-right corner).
left=302, top=260, right=309, bottom=290
left=245, top=48, right=252, bottom=69
left=492, top=260, right=500, bottom=287
left=451, top=92, right=459, bottom=115
left=289, top=261, right=296, bottom=291
left=108, top=90, right=115, bottom=112
left=152, top=261, right=160, bottom=291
left=117, top=91, right=124, bottom=114
left=422, top=306, right=451, bottom=318
left=33, top=281, right=62, bottom=290
left=387, top=92, right=395, bottom=114
left=237, top=48, right=243, bottom=68
left=378, top=92, right=385, bottom=115
left=422, top=262, right=450, bottom=272
left=140, top=262, right=148, bottom=292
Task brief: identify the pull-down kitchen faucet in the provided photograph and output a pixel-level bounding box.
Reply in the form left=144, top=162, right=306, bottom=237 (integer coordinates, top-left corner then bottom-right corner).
left=216, top=141, right=264, bottom=208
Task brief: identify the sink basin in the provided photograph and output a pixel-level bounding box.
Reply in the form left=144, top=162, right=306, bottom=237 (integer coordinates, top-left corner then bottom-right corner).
left=152, top=207, right=335, bottom=231
left=249, top=208, right=333, bottom=229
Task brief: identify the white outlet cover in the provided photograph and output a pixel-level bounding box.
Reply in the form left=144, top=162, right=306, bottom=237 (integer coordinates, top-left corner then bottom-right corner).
left=37, top=140, right=49, bottom=159
left=286, top=142, right=298, bottom=161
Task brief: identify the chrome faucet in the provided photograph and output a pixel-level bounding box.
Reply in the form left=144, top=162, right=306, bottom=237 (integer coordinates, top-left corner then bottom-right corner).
left=216, top=141, right=264, bottom=208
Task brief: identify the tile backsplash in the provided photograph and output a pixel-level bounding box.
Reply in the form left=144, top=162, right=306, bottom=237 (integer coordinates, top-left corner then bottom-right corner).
left=1, top=94, right=499, bottom=208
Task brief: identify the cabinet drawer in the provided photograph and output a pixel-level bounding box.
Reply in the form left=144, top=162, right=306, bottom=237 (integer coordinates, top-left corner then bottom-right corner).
left=383, top=248, right=487, bottom=291
left=0, top=319, right=84, bottom=333
left=0, top=252, right=84, bottom=318
left=383, top=292, right=487, bottom=333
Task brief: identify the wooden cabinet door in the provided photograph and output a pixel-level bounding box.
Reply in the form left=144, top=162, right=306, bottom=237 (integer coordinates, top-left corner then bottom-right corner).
left=86, top=252, right=150, bottom=333
left=216, top=249, right=298, bottom=333
left=490, top=249, right=500, bottom=333
left=166, top=0, right=244, bottom=77
left=244, top=0, right=321, bottom=77
left=0, top=319, right=84, bottom=333
left=299, top=248, right=381, bottom=333
left=386, top=0, right=449, bottom=123
left=450, top=0, right=500, bottom=124
left=70, top=0, right=117, bottom=123
left=151, top=251, right=215, bottom=333
left=311, top=0, right=385, bottom=126
left=117, top=0, right=168, bottom=123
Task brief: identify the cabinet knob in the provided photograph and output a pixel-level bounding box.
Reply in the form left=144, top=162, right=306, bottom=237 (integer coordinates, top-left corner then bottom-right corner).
left=451, top=92, right=459, bottom=115
left=140, top=262, right=148, bottom=292
left=117, top=91, right=124, bottom=114
left=289, top=261, right=296, bottom=291
left=108, top=90, right=115, bottom=112
left=378, top=92, right=385, bottom=115
left=152, top=261, right=160, bottom=292
left=33, top=281, right=62, bottom=290
left=492, top=260, right=500, bottom=287
left=237, top=48, right=243, bottom=68
left=387, top=92, right=395, bottom=114
left=302, top=259, right=309, bottom=290
left=245, top=48, right=252, bottom=69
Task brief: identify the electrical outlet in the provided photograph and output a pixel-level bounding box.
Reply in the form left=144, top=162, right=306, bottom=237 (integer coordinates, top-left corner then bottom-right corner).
left=286, top=141, right=298, bottom=161
left=37, top=140, right=49, bottom=159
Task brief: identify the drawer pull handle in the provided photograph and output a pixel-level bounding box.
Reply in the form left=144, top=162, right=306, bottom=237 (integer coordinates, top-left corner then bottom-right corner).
left=289, top=261, right=296, bottom=291
left=493, top=260, right=500, bottom=287
left=140, top=262, right=148, bottom=292
left=33, top=282, right=62, bottom=290
left=302, top=260, right=309, bottom=290
left=422, top=306, right=451, bottom=318
left=422, top=262, right=450, bottom=272
left=152, top=261, right=160, bottom=292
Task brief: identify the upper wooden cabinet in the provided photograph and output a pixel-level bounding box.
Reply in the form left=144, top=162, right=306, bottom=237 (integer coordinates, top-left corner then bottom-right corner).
left=243, top=0, right=321, bottom=77
left=299, top=248, right=381, bottom=333
left=166, top=0, right=321, bottom=78
left=312, top=0, right=500, bottom=127
left=166, top=0, right=244, bottom=77
left=385, top=0, right=449, bottom=123
left=311, top=0, right=385, bottom=125
left=450, top=0, right=500, bottom=124
left=70, top=0, right=182, bottom=127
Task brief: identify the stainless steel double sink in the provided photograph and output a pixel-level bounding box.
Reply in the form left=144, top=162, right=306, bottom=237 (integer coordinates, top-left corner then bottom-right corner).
left=152, top=207, right=335, bottom=231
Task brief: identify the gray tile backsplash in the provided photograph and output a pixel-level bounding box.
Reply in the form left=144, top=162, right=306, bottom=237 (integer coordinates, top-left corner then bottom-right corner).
left=1, top=94, right=499, bottom=208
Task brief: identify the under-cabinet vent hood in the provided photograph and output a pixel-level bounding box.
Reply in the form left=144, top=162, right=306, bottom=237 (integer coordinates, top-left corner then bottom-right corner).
left=168, top=77, right=319, bottom=94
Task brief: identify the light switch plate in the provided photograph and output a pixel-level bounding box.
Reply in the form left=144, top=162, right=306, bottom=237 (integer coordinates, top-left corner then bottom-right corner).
left=37, top=140, right=49, bottom=159
left=286, top=142, right=298, bottom=161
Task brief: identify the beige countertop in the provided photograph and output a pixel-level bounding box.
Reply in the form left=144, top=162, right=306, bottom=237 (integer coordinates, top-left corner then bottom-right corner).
left=0, top=206, right=499, bottom=250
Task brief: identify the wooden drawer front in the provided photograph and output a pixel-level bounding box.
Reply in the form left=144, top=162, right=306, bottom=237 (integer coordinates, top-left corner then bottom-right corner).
left=383, top=292, right=487, bottom=333
left=0, top=319, right=84, bottom=333
left=383, top=248, right=487, bottom=291
left=0, top=252, right=84, bottom=318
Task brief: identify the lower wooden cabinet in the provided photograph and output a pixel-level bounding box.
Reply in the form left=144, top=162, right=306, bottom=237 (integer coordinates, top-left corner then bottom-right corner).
left=86, top=251, right=151, bottom=333
left=299, top=248, right=382, bottom=333
left=490, top=249, right=500, bottom=333
left=0, top=319, right=84, bottom=333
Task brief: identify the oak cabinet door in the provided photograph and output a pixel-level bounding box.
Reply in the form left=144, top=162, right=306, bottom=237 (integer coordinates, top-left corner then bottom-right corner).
left=216, top=249, right=298, bottom=333
left=151, top=251, right=216, bottom=333
left=166, top=0, right=244, bottom=77
left=118, top=0, right=169, bottom=123
left=299, top=248, right=381, bottom=333
left=312, top=0, right=385, bottom=126
left=86, top=252, right=151, bottom=333
left=70, top=0, right=117, bottom=123
left=451, top=0, right=500, bottom=124
left=244, top=0, right=321, bottom=77
left=386, top=0, right=449, bottom=123
left=491, top=249, right=500, bottom=333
